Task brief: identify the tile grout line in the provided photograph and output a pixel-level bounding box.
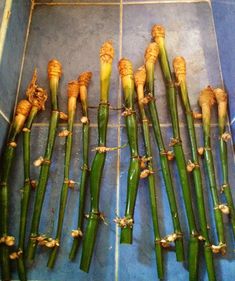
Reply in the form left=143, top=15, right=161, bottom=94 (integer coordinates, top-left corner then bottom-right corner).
left=115, top=0, right=123, bottom=281
left=12, top=0, right=35, bottom=117
left=35, top=0, right=210, bottom=6
left=32, top=122, right=220, bottom=128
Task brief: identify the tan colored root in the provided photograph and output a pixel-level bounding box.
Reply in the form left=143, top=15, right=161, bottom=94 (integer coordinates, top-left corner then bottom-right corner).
left=48, top=59, right=62, bottom=79
left=214, top=204, right=230, bottom=215
left=78, top=71, right=92, bottom=87
left=173, top=56, right=186, bottom=83
left=81, top=116, right=89, bottom=124
left=197, top=147, right=204, bottom=155
left=33, top=156, right=44, bottom=167
left=58, top=130, right=71, bottom=137
left=71, top=229, right=83, bottom=238
left=59, top=111, right=68, bottom=120
left=118, top=58, right=133, bottom=77
left=9, top=250, right=23, bottom=260
left=16, top=100, right=32, bottom=117
left=199, top=86, right=215, bottom=108
left=122, top=107, right=135, bottom=117
left=221, top=132, right=231, bottom=142
left=100, top=41, right=114, bottom=64
left=144, top=42, right=159, bottom=64
left=67, top=80, right=80, bottom=98
left=211, top=242, right=226, bottom=255
left=192, top=112, right=202, bottom=119
left=151, top=25, right=165, bottom=40
left=160, top=232, right=183, bottom=248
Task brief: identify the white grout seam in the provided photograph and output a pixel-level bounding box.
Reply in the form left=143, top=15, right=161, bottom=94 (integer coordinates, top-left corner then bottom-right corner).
left=0, top=109, right=10, bottom=123
left=35, top=0, right=210, bottom=6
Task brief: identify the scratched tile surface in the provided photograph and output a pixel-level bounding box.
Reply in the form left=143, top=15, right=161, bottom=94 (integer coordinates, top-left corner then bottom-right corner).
left=1, top=1, right=235, bottom=281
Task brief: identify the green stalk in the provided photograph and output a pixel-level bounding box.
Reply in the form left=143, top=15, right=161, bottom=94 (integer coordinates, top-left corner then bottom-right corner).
left=0, top=99, right=32, bottom=281
left=27, top=60, right=62, bottom=261
left=16, top=70, right=47, bottom=281
left=69, top=72, right=92, bottom=261
left=134, top=66, right=163, bottom=279
left=80, top=42, right=114, bottom=272
left=47, top=80, right=80, bottom=268
left=145, top=42, right=184, bottom=262
left=173, top=56, right=216, bottom=280
left=214, top=88, right=235, bottom=237
left=199, top=87, right=226, bottom=255
left=117, top=58, right=141, bottom=244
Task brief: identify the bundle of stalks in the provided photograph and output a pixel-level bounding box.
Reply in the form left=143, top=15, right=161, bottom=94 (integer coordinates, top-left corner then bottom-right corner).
left=134, top=66, right=163, bottom=279
left=69, top=71, right=92, bottom=261
left=27, top=60, right=62, bottom=261
left=0, top=98, right=32, bottom=281
left=47, top=79, right=80, bottom=268
left=199, top=86, right=226, bottom=256
left=144, top=41, right=184, bottom=262
left=80, top=41, right=114, bottom=272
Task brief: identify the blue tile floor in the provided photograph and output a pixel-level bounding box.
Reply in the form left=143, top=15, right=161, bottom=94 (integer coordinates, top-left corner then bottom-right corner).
left=1, top=1, right=235, bottom=280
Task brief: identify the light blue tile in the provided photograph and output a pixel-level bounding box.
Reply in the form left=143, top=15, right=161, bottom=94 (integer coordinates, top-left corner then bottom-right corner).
left=122, top=2, right=222, bottom=125
left=0, top=0, right=31, bottom=120
left=18, top=5, right=120, bottom=125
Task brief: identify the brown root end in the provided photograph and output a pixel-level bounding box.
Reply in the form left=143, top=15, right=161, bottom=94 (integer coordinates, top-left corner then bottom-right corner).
left=134, top=66, right=146, bottom=87
left=118, top=58, right=133, bottom=77
left=100, top=41, right=114, bottom=64
left=144, top=42, right=159, bottom=64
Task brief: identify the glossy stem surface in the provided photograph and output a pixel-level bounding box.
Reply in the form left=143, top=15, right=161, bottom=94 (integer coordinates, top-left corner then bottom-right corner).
left=27, top=77, right=60, bottom=261
left=47, top=96, right=77, bottom=268
left=145, top=62, right=184, bottom=262
left=17, top=106, right=38, bottom=281
left=69, top=93, right=89, bottom=260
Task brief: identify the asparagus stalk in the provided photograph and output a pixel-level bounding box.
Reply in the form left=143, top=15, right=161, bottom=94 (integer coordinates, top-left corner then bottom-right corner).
left=214, top=88, right=235, bottom=236
left=134, top=66, right=164, bottom=279
left=69, top=71, right=92, bottom=261
left=144, top=42, right=184, bottom=262
left=15, top=70, right=47, bottom=281
left=173, top=57, right=216, bottom=280
left=116, top=58, right=141, bottom=244
left=27, top=59, right=62, bottom=261
left=0, top=99, right=32, bottom=281
left=199, top=86, right=226, bottom=255
left=47, top=80, right=80, bottom=268
left=80, top=41, right=114, bottom=272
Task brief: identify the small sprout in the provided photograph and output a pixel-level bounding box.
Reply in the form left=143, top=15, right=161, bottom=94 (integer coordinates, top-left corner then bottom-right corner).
left=58, top=130, right=71, bottom=137
left=197, top=147, right=204, bottom=155
left=187, top=160, right=196, bottom=172
left=198, top=235, right=205, bottom=241
left=33, top=156, right=44, bottom=167
left=114, top=216, right=134, bottom=228
left=0, top=236, right=15, bottom=246
left=30, top=180, right=37, bottom=189
left=9, top=250, right=23, bottom=260
left=140, top=169, right=151, bottom=179
left=211, top=243, right=226, bottom=255
left=192, top=112, right=202, bottom=119
left=167, top=151, right=174, bottom=161
left=8, top=141, right=17, bottom=148
left=81, top=116, right=89, bottom=124
left=221, top=132, right=231, bottom=142
left=217, top=204, right=230, bottom=215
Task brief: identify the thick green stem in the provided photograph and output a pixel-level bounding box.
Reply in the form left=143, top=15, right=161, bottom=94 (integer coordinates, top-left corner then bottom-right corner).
left=136, top=83, right=164, bottom=279
left=47, top=96, right=77, bottom=269
left=145, top=62, right=184, bottom=262
left=69, top=94, right=89, bottom=261
left=28, top=76, right=60, bottom=261
left=202, top=116, right=226, bottom=247
left=80, top=47, right=113, bottom=272
left=17, top=106, right=38, bottom=281
left=119, top=72, right=141, bottom=244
